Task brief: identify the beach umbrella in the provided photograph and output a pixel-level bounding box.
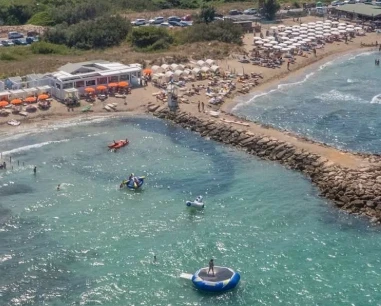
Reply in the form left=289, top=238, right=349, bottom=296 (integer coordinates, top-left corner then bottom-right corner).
left=262, top=38, right=270, bottom=42
left=278, top=25, right=285, bottom=29
left=270, top=40, right=278, bottom=45
left=355, top=26, right=362, bottom=30
left=255, top=40, right=264, bottom=45
left=323, top=29, right=331, bottom=33
left=347, top=28, right=355, bottom=32
left=315, top=31, right=324, bottom=35
left=300, top=30, right=308, bottom=34
left=267, top=36, right=276, bottom=41
left=316, top=34, right=324, bottom=38
left=0, top=101, right=9, bottom=107
left=278, top=32, right=287, bottom=36
left=308, top=22, right=316, bottom=25
left=118, top=81, right=129, bottom=87
left=315, top=27, right=323, bottom=31
left=281, top=47, right=291, bottom=52
left=331, top=31, right=340, bottom=35
left=263, top=43, right=273, bottom=48
left=253, top=36, right=262, bottom=41
left=285, top=26, right=292, bottom=30
left=24, top=97, right=37, bottom=103
left=292, top=43, right=302, bottom=47
left=170, top=63, right=179, bottom=70
left=143, top=68, right=153, bottom=75
left=332, top=21, right=339, bottom=25
left=302, top=38, right=311, bottom=43
left=339, top=23, right=346, bottom=26
left=316, top=21, right=323, bottom=24
left=323, top=26, right=331, bottom=29
left=85, top=87, right=95, bottom=93
left=285, top=30, right=292, bottom=34
left=279, top=43, right=288, bottom=47
left=347, top=24, right=354, bottom=27
left=96, top=85, right=107, bottom=91
left=339, top=30, right=347, bottom=34
left=161, top=64, right=169, bottom=70
left=273, top=45, right=282, bottom=49
left=323, top=33, right=331, bottom=37
left=338, top=26, right=346, bottom=30
left=38, top=94, right=49, bottom=100
left=292, top=25, right=300, bottom=28
left=285, top=40, right=294, bottom=45
left=11, top=99, right=22, bottom=105
left=300, top=23, right=308, bottom=27
left=270, top=26, right=278, bottom=30
left=108, top=83, right=118, bottom=88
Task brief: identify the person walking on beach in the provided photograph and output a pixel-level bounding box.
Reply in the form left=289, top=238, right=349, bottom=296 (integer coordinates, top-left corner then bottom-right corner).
left=198, top=101, right=201, bottom=112
left=33, top=166, right=37, bottom=175
left=287, top=60, right=290, bottom=71
left=208, top=259, right=215, bottom=276
left=201, top=101, right=205, bottom=112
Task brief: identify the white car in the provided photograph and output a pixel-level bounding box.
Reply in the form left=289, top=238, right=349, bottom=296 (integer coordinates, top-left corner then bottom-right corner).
left=131, top=19, right=146, bottom=26
left=149, top=17, right=165, bottom=24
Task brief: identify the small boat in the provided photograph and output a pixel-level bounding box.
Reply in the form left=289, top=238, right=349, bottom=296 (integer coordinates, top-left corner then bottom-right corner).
left=108, top=139, right=129, bottom=149
left=186, top=196, right=205, bottom=209
left=120, top=176, right=145, bottom=189
left=7, top=119, right=20, bottom=126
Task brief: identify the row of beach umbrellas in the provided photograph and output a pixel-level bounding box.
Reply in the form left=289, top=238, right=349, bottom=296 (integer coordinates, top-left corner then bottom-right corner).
left=84, top=82, right=129, bottom=93
left=151, top=59, right=216, bottom=73
left=0, top=94, right=50, bottom=107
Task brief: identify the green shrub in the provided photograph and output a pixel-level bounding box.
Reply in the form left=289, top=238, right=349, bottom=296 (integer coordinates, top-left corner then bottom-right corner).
left=28, top=11, right=54, bottom=26
left=129, top=26, right=173, bottom=51
left=30, top=41, right=70, bottom=55
left=178, top=20, right=243, bottom=45
left=0, top=53, right=17, bottom=61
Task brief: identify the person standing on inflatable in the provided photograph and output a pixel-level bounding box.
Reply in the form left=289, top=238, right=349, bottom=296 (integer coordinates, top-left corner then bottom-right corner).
left=208, top=259, right=215, bottom=276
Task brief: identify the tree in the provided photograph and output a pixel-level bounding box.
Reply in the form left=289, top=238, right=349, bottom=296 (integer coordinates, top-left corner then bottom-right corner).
left=263, top=0, right=280, bottom=21
left=199, top=5, right=215, bottom=24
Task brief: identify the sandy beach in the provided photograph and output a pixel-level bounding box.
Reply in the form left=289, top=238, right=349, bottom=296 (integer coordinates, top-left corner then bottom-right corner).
left=1, top=16, right=380, bottom=169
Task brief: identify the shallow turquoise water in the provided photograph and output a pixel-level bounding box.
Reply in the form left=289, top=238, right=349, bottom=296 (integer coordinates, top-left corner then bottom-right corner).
left=233, top=51, right=381, bottom=153
left=0, top=117, right=380, bottom=305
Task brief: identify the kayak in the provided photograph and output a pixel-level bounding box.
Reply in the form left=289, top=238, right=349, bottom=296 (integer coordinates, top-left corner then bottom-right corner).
left=108, top=139, right=129, bottom=149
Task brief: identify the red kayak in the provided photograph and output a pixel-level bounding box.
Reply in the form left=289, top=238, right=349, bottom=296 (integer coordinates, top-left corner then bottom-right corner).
left=108, top=139, right=129, bottom=149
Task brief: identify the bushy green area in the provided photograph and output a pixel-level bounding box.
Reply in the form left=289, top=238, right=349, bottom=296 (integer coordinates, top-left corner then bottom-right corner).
left=43, top=15, right=131, bottom=50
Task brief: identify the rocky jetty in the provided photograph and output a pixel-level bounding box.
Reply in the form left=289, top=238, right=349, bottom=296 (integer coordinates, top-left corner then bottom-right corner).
left=147, top=105, right=381, bottom=224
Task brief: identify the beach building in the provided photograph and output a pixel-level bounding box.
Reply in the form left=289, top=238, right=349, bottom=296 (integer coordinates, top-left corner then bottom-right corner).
left=0, top=60, right=142, bottom=101
left=333, top=4, right=381, bottom=20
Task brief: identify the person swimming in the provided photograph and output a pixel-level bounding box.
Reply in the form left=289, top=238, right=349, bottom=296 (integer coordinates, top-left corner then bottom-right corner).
left=57, top=184, right=61, bottom=191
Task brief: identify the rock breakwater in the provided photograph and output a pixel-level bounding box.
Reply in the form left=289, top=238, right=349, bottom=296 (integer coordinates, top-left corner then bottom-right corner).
left=148, top=105, right=381, bottom=224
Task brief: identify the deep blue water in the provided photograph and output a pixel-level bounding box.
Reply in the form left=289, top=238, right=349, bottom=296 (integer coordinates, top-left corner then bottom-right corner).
left=0, top=116, right=380, bottom=305
left=233, top=51, right=381, bottom=153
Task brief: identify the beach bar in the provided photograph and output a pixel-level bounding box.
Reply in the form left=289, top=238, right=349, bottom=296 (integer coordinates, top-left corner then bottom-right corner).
left=1, top=60, right=142, bottom=101
left=333, top=4, right=381, bottom=20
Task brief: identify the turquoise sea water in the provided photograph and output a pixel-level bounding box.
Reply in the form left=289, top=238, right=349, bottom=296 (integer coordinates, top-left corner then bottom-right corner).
left=0, top=116, right=380, bottom=305
left=233, top=51, right=381, bottom=153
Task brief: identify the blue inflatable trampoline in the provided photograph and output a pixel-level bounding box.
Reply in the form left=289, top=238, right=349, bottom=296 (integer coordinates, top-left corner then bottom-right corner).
left=191, top=266, right=240, bottom=292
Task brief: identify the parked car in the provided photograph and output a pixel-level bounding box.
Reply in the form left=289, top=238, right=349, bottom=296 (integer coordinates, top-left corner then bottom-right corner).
left=168, top=16, right=181, bottom=22
left=228, top=10, right=243, bottom=15
left=26, top=36, right=39, bottom=44
left=149, top=17, right=165, bottom=24
left=168, top=20, right=185, bottom=27
left=131, top=19, right=146, bottom=26
left=159, top=22, right=172, bottom=28
left=8, top=31, right=23, bottom=39
left=12, top=38, right=28, bottom=45
left=348, top=0, right=356, bottom=3
left=331, top=0, right=339, bottom=5
left=179, top=21, right=191, bottom=27
left=243, top=8, right=257, bottom=15
left=1, top=40, right=14, bottom=47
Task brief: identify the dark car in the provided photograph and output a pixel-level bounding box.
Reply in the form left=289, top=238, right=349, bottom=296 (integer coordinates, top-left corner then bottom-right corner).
left=168, top=20, right=185, bottom=27
left=26, top=36, right=39, bottom=44
left=168, top=16, right=181, bottom=22
left=13, top=38, right=28, bottom=45
left=228, top=10, right=243, bottom=15
left=1, top=40, right=14, bottom=47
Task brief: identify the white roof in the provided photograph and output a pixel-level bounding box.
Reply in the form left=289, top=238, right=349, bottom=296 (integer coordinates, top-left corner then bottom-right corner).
left=9, top=89, right=24, bottom=94
left=0, top=91, right=11, bottom=96
left=37, top=85, right=51, bottom=90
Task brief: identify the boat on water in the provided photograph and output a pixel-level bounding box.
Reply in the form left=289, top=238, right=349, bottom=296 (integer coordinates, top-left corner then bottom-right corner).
left=186, top=196, right=204, bottom=209
left=180, top=266, right=240, bottom=293
left=108, top=139, right=129, bottom=150
left=120, top=175, right=145, bottom=189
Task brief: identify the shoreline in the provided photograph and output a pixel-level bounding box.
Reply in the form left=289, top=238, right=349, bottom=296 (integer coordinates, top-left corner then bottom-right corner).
left=222, top=47, right=378, bottom=113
